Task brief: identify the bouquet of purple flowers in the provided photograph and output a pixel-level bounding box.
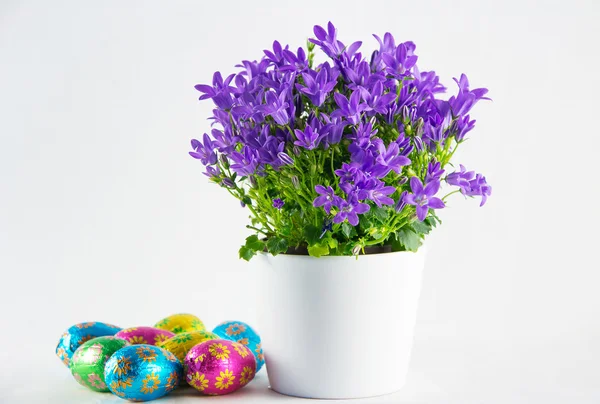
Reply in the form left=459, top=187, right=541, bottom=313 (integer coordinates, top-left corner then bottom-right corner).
left=190, top=22, right=491, bottom=259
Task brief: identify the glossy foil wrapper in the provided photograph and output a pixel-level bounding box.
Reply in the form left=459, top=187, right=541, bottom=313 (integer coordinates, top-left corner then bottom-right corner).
left=154, top=313, right=206, bottom=334
left=70, top=336, right=129, bottom=392
left=56, top=322, right=121, bottom=367
left=105, top=344, right=183, bottom=401
left=212, top=321, right=265, bottom=372
left=185, top=339, right=257, bottom=395
left=115, top=326, right=175, bottom=345
left=157, top=330, right=219, bottom=362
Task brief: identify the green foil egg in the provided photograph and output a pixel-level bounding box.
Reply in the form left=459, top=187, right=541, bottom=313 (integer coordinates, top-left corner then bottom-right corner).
left=70, top=336, right=129, bottom=392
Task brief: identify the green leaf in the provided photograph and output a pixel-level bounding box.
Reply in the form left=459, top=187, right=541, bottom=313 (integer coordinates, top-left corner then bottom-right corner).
left=371, top=206, right=389, bottom=223
left=327, top=237, right=338, bottom=249
left=303, top=225, right=321, bottom=246
left=239, top=246, right=256, bottom=261
left=397, top=228, right=421, bottom=252
left=341, top=222, right=357, bottom=239
left=266, top=237, right=288, bottom=256
left=245, top=235, right=265, bottom=251
left=308, top=243, right=330, bottom=257
left=411, top=219, right=432, bottom=235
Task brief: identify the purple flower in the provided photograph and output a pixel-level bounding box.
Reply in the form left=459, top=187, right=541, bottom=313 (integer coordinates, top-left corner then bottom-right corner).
left=283, top=47, right=309, bottom=72
left=366, top=180, right=396, bottom=207
left=211, top=128, right=239, bottom=154
left=465, top=174, right=492, bottom=206
left=294, top=126, right=320, bottom=150
left=425, top=161, right=444, bottom=183
left=320, top=113, right=346, bottom=145
left=310, top=22, right=361, bottom=60
left=381, top=41, right=418, bottom=78
left=449, top=168, right=491, bottom=206
left=448, top=73, right=490, bottom=116
left=259, top=90, right=290, bottom=125
left=263, top=40, right=289, bottom=68
left=273, top=198, right=285, bottom=209
left=194, top=72, right=235, bottom=110
left=361, top=81, right=397, bottom=114
left=230, top=146, right=258, bottom=176
left=296, top=65, right=338, bottom=107
left=203, top=165, right=221, bottom=180
left=334, top=163, right=360, bottom=184
left=332, top=90, right=367, bottom=125
left=332, top=197, right=370, bottom=226
left=374, top=141, right=411, bottom=177
left=403, top=177, right=445, bottom=221
left=453, top=114, right=476, bottom=142
left=313, top=185, right=342, bottom=214
left=446, top=164, right=475, bottom=189
left=189, top=134, right=217, bottom=165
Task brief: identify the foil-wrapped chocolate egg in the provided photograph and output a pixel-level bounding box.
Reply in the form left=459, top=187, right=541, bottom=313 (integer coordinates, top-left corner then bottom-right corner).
left=154, top=313, right=205, bottom=334
left=115, top=326, right=174, bottom=345
left=185, top=339, right=256, bottom=395
left=157, top=330, right=219, bottom=362
left=105, top=344, right=183, bottom=401
left=212, top=321, right=264, bottom=372
left=56, top=322, right=121, bottom=367
left=70, top=336, right=129, bottom=392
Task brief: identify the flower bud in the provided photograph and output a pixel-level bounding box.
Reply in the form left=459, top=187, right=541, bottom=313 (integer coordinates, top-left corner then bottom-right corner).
left=352, top=244, right=362, bottom=256
left=222, top=178, right=235, bottom=188
left=278, top=152, right=294, bottom=166
left=414, top=136, right=424, bottom=152
left=401, top=105, right=410, bottom=123
left=220, top=154, right=230, bottom=169
left=293, top=146, right=301, bottom=156
left=249, top=175, right=257, bottom=187
left=398, top=176, right=408, bottom=185
left=415, top=117, right=425, bottom=137
left=291, top=175, right=299, bottom=189
left=395, top=191, right=408, bottom=213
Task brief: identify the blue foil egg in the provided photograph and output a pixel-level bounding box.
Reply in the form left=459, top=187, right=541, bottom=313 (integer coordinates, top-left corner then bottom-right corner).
left=104, top=344, right=183, bottom=401
left=212, top=321, right=264, bottom=372
left=56, top=322, right=122, bottom=367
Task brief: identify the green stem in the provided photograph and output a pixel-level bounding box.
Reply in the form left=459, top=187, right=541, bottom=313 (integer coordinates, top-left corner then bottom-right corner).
left=442, top=189, right=462, bottom=202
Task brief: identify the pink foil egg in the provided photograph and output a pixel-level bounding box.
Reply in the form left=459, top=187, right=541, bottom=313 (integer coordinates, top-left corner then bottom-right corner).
left=115, top=326, right=175, bottom=346
left=184, top=339, right=256, bottom=395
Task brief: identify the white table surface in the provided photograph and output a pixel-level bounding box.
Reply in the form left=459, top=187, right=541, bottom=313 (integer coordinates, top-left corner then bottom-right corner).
left=3, top=337, right=598, bottom=404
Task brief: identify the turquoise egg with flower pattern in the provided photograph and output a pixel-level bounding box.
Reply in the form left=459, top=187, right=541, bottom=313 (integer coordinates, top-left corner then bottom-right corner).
left=104, top=344, right=183, bottom=401
left=212, top=321, right=264, bottom=372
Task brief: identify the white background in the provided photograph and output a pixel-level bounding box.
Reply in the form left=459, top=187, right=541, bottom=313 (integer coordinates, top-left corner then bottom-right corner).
left=1, top=0, right=599, bottom=403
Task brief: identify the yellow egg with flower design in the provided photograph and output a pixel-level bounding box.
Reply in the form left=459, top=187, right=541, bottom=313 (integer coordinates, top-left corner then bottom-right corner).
left=154, top=313, right=205, bottom=334
left=157, top=330, right=219, bottom=362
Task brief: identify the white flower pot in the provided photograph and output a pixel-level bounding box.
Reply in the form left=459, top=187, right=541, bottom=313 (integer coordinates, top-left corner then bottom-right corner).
left=254, top=248, right=425, bottom=399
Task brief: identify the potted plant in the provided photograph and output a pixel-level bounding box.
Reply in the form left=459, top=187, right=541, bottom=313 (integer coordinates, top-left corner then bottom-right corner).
left=189, top=22, right=491, bottom=399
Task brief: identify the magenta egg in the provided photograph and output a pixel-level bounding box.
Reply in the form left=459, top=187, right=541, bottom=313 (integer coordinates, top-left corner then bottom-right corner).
left=184, top=339, right=256, bottom=395
left=115, top=326, right=174, bottom=346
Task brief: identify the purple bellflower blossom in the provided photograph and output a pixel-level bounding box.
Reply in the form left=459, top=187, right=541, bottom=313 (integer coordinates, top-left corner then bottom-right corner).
left=296, top=64, right=338, bottom=107
left=259, top=90, right=291, bottom=125
left=273, top=198, right=285, bottom=209
left=294, top=126, right=320, bottom=150
left=403, top=177, right=445, bottom=221
left=332, top=90, right=367, bottom=124
left=190, top=134, right=218, bottom=165
left=333, top=197, right=370, bottom=226
left=194, top=72, right=236, bottom=110
left=313, top=185, right=343, bottom=214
